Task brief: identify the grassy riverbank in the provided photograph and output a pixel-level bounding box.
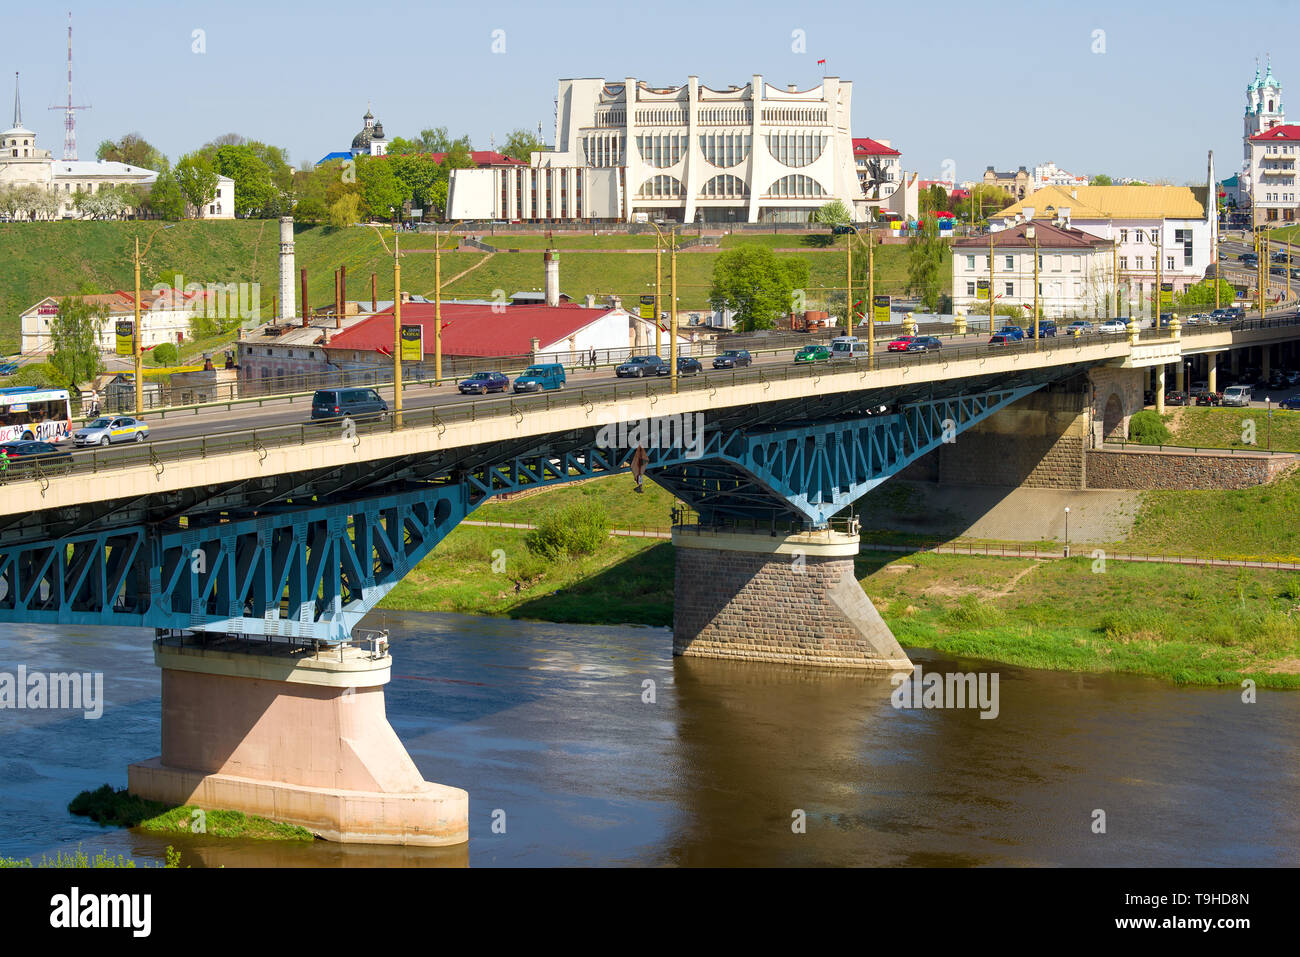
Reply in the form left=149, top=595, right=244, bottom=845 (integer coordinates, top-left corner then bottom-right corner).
left=377, top=474, right=1300, bottom=687
left=68, top=785, right=315, bottom=842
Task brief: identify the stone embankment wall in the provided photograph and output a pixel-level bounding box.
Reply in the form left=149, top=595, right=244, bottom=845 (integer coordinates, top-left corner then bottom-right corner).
left=1085, top=448, right=1298, bottom=490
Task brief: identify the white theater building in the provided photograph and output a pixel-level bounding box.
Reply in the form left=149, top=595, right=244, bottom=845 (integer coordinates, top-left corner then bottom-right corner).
left=448, top=75, right=865, bottom=224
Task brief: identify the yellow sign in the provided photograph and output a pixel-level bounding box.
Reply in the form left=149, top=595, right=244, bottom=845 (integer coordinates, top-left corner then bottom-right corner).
left=115, top=320, right=133, bottom=356
left=639, top=294, right=655, bottom=320
left=1159, top=282, right=1174, bottom=308
left=400, top=324, right=424, bottom=362
left=872, top=294, right=891, bottom=323
left=975, top=280, right=990, bottom=301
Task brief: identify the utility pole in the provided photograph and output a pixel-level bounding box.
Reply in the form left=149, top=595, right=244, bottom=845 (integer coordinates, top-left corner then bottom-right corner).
left=655, top=233, right=663, bottom=357
left=670, top=227, right=679, bottom=393
left=989, top=230, right=996, bottom=328
left=867, top=228, right=875, bottom=364
left=847, top=229, right=854, bottom=338
left=393, top=228, right=403, bottom=428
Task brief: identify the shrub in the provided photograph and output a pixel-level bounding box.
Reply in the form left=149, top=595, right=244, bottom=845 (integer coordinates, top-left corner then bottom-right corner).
left=525, top=501, right=611, bottom=559
left=1128, top=410, right=1171, bottom=445
left=150, top=343, right=178, bottom=366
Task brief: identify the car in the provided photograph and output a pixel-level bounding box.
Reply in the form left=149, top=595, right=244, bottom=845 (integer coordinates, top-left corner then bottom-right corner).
left=793, top=344, right=832, bottom=364
left=1156, top=312, right=1175, bottom=328
left=995, top=325, right=1025, bottom=341
left=1189, top=386, right=1221, bottom=406
left=456, top=372, right=510, bottom=394
left=659, top=356, right=703, bottom=375
left=1027, top=321, right=1058, bottom=338
left=616, top=355, right=667, bottom=377
left=987, top=334, right=1012, bottom=346
left=72, top=416, right=149, bottom=446
left=311, top=387, right=389, bottom=418
left=830, top=337, right=870, bottom=360
left=1210, top=308, right=1233, bottom=322
left=1143, top=389, right=1157, bottom=406
left=712, top=349, right=752, bottom=369
left=1279, top=396, right=1300, bottom=411
left=0, top=440, right=72, bottom=474
left=1221, top=385, right=1252, bottom=407
left=512, top=363, right=566, bottom=393
left=1163, top=391, right=1190, bottom=406
left=904, top=336, right=943, bottom=353
left=887, top=336, right=916, bottom=352
left=1227, top=306, right=1246, bottom=321
left=1240, top=251, right=1259, bottom=264
left=1185, top=313, right=1210, bottom=325
left=1065, top=321, right=1093, bottom=336
left=1285, top=370, right=1300, bottom=386
left=1099, top=319, right=1127, bottom=333
left=1273, top=251, right=1291, bottom=264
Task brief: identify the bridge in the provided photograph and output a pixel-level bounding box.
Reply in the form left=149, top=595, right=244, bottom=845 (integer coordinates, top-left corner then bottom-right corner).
left=2, top=316, right=1297, bottom=846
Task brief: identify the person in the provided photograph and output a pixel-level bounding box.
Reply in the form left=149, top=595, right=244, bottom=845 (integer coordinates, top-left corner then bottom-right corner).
left=630, top=445, right=648, bottom=494
left=590, top=348, right=598, bottom=367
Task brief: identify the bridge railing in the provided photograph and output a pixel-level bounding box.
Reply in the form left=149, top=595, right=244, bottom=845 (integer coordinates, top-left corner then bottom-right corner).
left=0, top=329, right=1221, bottom=485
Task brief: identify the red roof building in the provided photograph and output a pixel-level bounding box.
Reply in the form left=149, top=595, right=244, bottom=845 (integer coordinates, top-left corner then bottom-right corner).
left=1246, top=125, right=1300, bottom=226
left=851, top=137, right=900, bottom=157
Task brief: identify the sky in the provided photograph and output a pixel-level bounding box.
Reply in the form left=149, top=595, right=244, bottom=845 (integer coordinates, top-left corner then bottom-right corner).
left=1, top=0, right=1290, bottom=185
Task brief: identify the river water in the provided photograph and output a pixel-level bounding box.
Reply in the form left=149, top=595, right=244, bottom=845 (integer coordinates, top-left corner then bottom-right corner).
left=0, top=612, right=1297, bottom=867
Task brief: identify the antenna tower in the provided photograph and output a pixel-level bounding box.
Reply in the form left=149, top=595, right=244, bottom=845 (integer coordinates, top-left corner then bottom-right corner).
left=49, top=12, right=90, bottom=160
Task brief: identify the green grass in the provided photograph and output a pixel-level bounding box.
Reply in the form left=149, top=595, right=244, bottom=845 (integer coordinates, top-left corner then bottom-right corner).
left=1160, top=406, right=1300, bottom=453
left=1, top=844, right=181, bottom=868
left=68, top=784, right=315, bottom=842
left=468, top=234, right=664, bottom=249
left=481, top=475, right=686, bottom=529
left=1124, top=470, right=1300, bottom=560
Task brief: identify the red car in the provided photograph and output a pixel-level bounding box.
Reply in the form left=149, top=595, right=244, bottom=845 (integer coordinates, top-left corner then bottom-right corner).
left=887, top=336, right=915, bottom=352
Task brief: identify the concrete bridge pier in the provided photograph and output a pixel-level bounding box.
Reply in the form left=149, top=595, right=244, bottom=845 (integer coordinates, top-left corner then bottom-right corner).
left=671, top=526, right=911, bottom=670
left=127, top=635, right=468, bottom=846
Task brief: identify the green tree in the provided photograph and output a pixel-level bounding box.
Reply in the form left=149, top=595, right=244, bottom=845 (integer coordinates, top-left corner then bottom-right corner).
left=813, top=199, right=852, bottom=228
left=919, top=185, right=950, bottom=216
left=329, top=193, right=361, bottom=229
left=96, top=133, right=167, bottom=171
left=957, top=184, right=1015, bottom=223
left=149, top=342, right=179, bottom=366
left=906, top=216, right=948, bottom=310
left=48, top=297, right=106, bottom=391
left=1175, top=279, right=1235, bottom=310
left=356, top=157, right=410, bottom=220
left=144, top=170, right=186, bottom=220
left=502, top=128, right=545, bottom=162
left=709, top=244, right=805, bottom=332
left=174, top=153, right=218, bottom=215
left=213, top=144, right=276, bottom=217
left=1091, top=174, right=1114, bottom=186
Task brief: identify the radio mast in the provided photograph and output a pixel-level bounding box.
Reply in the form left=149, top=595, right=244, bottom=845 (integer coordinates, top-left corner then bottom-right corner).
left=49, top=12, right=90, bottom=160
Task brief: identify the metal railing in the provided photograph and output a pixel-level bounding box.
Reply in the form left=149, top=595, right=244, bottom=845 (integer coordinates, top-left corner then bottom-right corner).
left=1102, top=439, right=1292, bottom=455
left=2, top=331, right=1141, bottom=485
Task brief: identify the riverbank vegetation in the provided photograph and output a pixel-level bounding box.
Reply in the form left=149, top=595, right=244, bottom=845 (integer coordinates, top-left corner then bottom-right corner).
left=379, top=474, right=1300, bottom=687
left=68, top=785, right=314, bottom=842
left=0, top=844, right=180, bottom=868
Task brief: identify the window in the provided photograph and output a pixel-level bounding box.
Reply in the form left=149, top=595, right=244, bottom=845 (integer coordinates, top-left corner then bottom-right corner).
left=699, top=174, right=749, bottom=198
left=635, top=134, right=687, bottom=168
left=762, top=174, right=827, bottom=198
left=765, top=133, right=828, bottom=168
left=1134, top=229, right=1144, bottom=243
left=1052, top=255, right=1062, bottom=271
left=1005, top=255, right=1013, bottom=270
left=635, top=175, right=685, bottom=198
left=1119, top=229, right=1128, bottom=243
left=1136, top=256, right=1144, bottom=270
left=966, top=255, right=975, bottom=270
left=1167, top=256, right=1175, bottom=270
left=699, top=133, right=752, bottom=168
left=1071, top=256, right=1080, bottom=272
left=1004, top=282, right=1014, bottom=296
left=966, top=282, right=975, bottom=295
left=1119, top=256, right=1128, bottom=270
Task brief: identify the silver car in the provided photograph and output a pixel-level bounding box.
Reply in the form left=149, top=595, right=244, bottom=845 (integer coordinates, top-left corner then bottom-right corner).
left=1221, top=385, right=1252, bottom=408
left=73, top=416, right=149, bottom=447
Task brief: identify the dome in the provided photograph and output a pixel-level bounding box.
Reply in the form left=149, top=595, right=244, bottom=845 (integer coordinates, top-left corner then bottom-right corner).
left=371, top=121, right=384, bottom=139
left=351, top=130, right=369, bottom=149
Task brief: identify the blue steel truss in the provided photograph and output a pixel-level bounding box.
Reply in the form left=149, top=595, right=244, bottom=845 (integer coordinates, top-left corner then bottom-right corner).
left=0, top=384, right=1039, bottom=642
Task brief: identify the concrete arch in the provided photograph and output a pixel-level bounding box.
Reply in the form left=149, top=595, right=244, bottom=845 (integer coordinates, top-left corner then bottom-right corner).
left=1102, top=392, right=1125, bottom=441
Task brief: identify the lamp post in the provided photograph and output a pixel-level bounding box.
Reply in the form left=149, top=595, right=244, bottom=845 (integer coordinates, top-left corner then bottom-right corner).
left=648, top=221, right=666, bottom=357
left=433, top=220, right=466, bottom=383
left=1063, top=506, right=1071, bottom=558
left=843, top=223, right=875, bottom=363
left=132, top=223, right=173, bottom=416
left=1026, top=225, right=1040, bottom=341
left=367, top=221, right=404, bottom=423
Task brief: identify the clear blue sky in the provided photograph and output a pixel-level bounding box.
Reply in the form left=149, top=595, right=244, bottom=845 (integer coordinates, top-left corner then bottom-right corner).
left=2, top=1, right=1283, bottom=184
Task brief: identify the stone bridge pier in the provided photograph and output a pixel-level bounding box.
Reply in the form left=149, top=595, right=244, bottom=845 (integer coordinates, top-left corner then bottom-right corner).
left=672, top=526, right=910, bottom=670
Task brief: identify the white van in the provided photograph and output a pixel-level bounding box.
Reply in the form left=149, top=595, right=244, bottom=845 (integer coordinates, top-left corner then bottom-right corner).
left=1221, top=385, right=1252, bottom=407
left=830, top=336, right=869, bottom=360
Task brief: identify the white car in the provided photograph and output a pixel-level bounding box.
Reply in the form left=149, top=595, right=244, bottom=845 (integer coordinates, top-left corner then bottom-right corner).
left=73, top=416, right=149, bottom=447
left=1098, top=319, right=1127, bottom=333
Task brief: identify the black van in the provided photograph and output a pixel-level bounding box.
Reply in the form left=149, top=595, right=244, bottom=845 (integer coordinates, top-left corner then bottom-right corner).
left=311, top=388, right=389, bottom=421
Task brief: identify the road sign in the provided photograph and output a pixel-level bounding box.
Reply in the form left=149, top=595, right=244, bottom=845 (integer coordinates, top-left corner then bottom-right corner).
left=115, top=320, right=133, bottom=356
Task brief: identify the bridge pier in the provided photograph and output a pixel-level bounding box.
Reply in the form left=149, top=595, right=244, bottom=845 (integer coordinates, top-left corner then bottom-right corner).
left=671, top=526, right=910, bottom=670
left=127, top=635, right=468, bottom=846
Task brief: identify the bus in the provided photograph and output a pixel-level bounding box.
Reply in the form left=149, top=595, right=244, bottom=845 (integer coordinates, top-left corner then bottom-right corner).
left=0, top=387, right=73, bottom=443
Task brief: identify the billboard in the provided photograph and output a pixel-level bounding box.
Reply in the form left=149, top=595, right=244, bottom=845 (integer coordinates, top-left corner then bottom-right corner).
left=1159, top=282, right=1174, bottom=308
left=872, top=294, right=891, bottom=323
left=975, top=279, right=990, bottom=301
left=115, top=320, right=133, bottom=356
left=639, top=295, right=656, bottom=320
left=399, top=324, right=424, bottom=362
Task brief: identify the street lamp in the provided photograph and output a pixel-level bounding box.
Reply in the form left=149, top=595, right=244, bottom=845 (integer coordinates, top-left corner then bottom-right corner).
left=648, top=220, right=680, bottom=387
left=843, top=222, right=875, bottom=363
left=433, top=220, right=466, bottom=383
left=1063, top=506, right=1071, bottom=558
left=367, top=221, right=404, bottom=426
left=132, top=223, right=173, bottom=416
left=1026, top=225, right=1040, bottom=341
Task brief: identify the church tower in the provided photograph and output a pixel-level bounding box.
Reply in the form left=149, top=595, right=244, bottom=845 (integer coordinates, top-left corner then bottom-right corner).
left=1242, top=60, right=1285, bottom=202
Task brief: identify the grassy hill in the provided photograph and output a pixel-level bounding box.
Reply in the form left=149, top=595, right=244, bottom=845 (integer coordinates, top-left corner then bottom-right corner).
left=0, top=221, right=932, bottom=353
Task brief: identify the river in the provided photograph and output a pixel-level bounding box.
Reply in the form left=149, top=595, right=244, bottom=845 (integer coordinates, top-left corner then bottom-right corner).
left=0, top=611, right=1296, bottom=867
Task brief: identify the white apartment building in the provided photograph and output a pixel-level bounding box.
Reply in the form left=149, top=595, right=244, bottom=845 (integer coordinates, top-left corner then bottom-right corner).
left=1247, top=124, right=1300, bottom=226
left=991, top=154, right=1218, bottom=317
left=20, top=292, right=198, bottom=354
left=952, top=221, right=1115, bottom=320
left=448, top=74, right=865, bottom=224
left=196, top=175, right=236, bottom=219
left=1032, top=162, right=1089, bottom=190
